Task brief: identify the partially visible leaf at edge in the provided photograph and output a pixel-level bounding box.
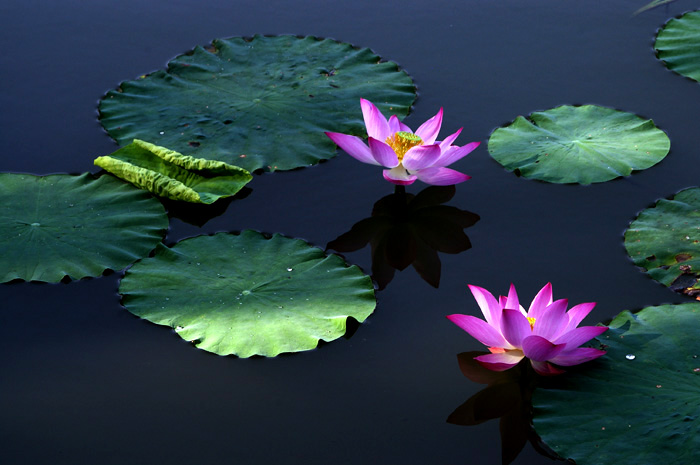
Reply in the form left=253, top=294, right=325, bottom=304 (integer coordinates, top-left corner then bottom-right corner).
left=0, top=173, right=167, bottom=282
left=533, top=303, right=700, bottom=465
left=624, top=187, right=700, bottom=297
left=655, top=10, right=700, bottom=83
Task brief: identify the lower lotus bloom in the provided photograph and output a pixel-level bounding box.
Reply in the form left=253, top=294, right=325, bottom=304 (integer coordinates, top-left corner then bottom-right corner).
left=325, top=98, right=479, bottom=186
left=447, top=283, right=608, bottom=375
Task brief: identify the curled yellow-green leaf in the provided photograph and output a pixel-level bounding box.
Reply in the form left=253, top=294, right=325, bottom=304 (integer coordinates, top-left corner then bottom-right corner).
left=94, top=139, right=252, bottom=204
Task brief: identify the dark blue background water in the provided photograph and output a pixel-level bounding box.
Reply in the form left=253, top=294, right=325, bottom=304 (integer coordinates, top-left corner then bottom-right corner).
left=1, top=1, right=698, bottom=463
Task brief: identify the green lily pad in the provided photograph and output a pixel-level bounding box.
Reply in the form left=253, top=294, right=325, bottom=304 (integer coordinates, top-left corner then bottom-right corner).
left=487, top=105, right=670, bottom=184
left=99, top=35, right=416, bottom=173
left=119, top=231, right=376, bottom=357
left=94, top=139, right=251, bottom=204
left=655, top=10, right=700, bottom=82
left=625, top=187, right=700, bottom=297
left=0, top=173, right=167, bottom=283
left=533, top=303, right=700, bottom=464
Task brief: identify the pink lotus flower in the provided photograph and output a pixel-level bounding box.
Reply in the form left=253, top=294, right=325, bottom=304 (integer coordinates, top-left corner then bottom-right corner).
left=447, top=283, right=608, bottom=375
left=325, top=99, right=479, bottom=186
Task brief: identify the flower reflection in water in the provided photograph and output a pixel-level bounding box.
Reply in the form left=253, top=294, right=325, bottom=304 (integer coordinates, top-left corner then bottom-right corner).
left=447, top=353, right=569, bottom=465
left=327, top=185, right=478, bottom=290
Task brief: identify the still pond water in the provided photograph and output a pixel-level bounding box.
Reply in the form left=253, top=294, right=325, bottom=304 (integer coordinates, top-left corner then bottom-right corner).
left=1, top=0, right=698, bottom=463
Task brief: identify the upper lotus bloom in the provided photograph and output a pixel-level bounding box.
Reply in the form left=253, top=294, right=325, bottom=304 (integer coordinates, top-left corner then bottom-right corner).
left=447, top=283, right=608, bottom=375
left=325, top=99, right=480, bottom=186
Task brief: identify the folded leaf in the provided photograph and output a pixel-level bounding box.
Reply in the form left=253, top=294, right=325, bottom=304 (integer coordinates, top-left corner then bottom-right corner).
left=94, top=139, right=252, bottom=204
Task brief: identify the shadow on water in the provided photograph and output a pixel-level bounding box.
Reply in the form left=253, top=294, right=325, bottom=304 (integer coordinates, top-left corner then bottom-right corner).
left=327, top=185, right=479, bottom=290
left=448, top=352, right=573, bottom=465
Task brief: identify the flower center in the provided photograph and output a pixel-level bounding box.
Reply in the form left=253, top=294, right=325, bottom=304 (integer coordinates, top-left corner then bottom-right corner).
left=385, top=131, right=423, bottom=161
left=527, top=316, right=536, bottom=330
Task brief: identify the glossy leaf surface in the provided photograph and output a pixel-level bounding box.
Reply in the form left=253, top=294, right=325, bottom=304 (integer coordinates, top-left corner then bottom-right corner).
left=533, top=304, right=700, bottom=464
left=488, top=105, right=669, bottom=184
left=119, top=231, right=376, bottom=357
left=656, top=10, right=700, bottom=82
left=99, top=35, right=416, bottom=172
left=0, top=173, right=167, bottom=282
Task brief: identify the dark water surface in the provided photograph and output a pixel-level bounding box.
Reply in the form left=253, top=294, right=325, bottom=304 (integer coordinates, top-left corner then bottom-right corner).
left=2, top=1, right=698, bottom=463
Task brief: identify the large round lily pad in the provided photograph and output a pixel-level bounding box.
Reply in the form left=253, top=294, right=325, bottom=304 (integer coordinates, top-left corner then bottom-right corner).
left=119, top=231, right=376, bottom=357
left=99, top=35, right=416, bottom=173
left=655, top=10, right=700, bottom=82
left=0, top=173, right=167, bottom=283
left=625, top=187, right=700, bottom=297
left=487, top=105, right=670, bottom=184
left=532, top=303, right=700, bottom=464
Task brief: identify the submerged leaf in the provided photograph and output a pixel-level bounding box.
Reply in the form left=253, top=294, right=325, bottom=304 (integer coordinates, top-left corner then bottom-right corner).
left=94, top=139, right=251, bottom=204
left=119, top=231, right=376, bottom=357
left=99, top=35, right=416, bottom=172
left=634, top=0, right=678, bottom=16
left=533, top=303, right=700, bottom=464
left=488, top=105, right=669, bottom=184
left=0, top=173, right=167, bottom=283
left=624, top=187, right=700, bottom=297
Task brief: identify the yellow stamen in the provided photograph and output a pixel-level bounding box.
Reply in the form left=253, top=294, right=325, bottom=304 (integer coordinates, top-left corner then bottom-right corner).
left=527, top=316, right=536, bottom=330
left=385, top=131, right=423, bottom=161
